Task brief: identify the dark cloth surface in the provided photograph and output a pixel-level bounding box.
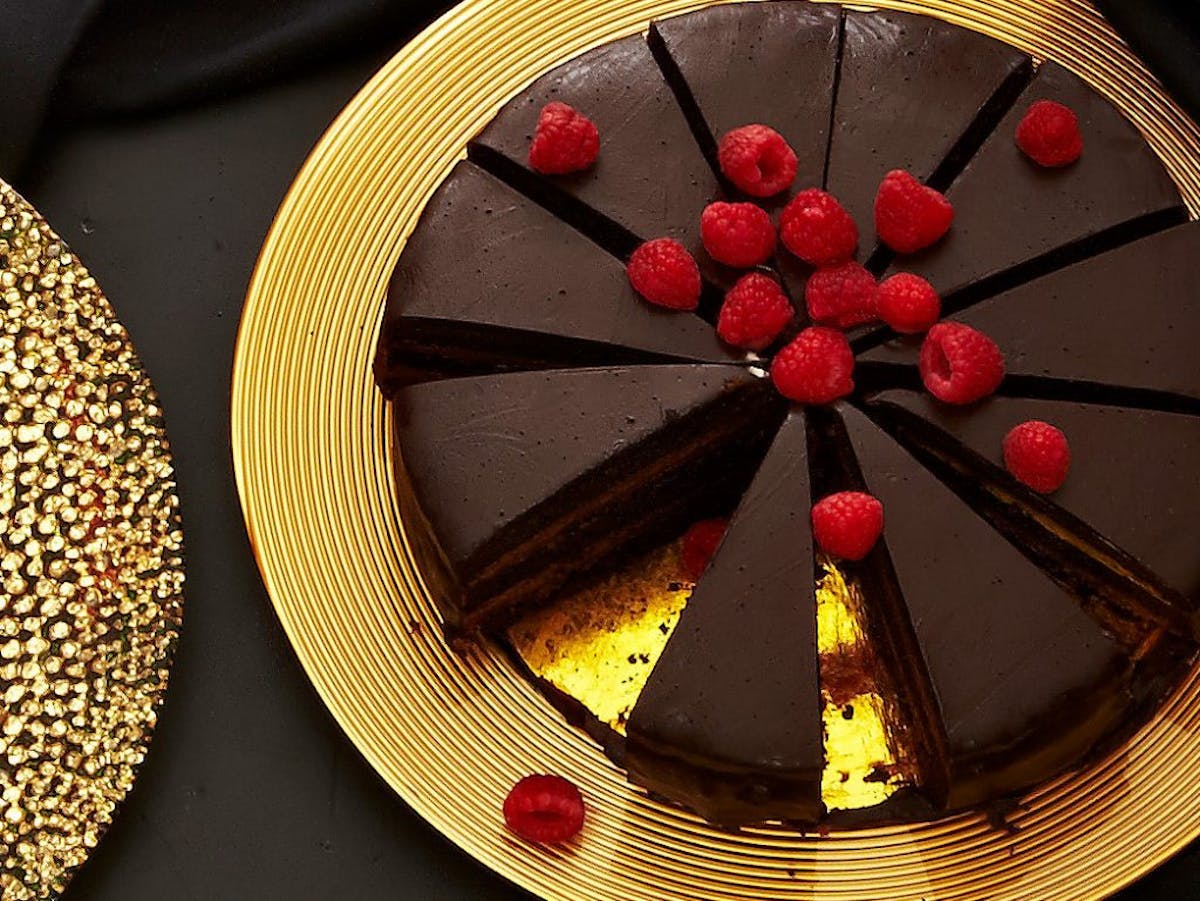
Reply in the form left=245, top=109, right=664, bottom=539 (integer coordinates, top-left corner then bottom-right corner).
left=2, top=0, right=1197, bottom=897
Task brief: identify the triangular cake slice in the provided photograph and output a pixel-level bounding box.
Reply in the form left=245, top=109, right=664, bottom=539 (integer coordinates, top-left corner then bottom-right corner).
left=826, top=9, right=1032, bottom=257
left=625, top=410, right=823, bottom=826
left=835, top=403, right=1135, bottom=810
left=374, top=161, right=738, bottom=393
left=882, top=61, right=1184, bottom=301
left=866, top=389, right=1200, bottom=633
left=649, top=2, right=840, bottom=191
left=860, top=222, right=1200, bottom=407
left=391, top=365, right=783, bottom=633
left=468, top=35, right=729, bottom=286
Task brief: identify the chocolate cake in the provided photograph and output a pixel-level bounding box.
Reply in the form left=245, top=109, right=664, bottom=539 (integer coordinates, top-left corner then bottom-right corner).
left=468, top=34, right=728, bottom=287
left=875, top=60, right=1185, bottom=306
left=374, top=161, right=740, bottom=392
left=860, top=221, right=1200, bottom=408
left=375, top=1, right=1198, bottom=829
left=825, top=9, right=1031, bottom=259
left=390, top=364, right=782, bottom=633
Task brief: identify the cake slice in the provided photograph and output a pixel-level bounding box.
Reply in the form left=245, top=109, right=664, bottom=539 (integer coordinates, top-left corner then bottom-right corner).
left=833, top=403, right=1140, bottom=810
left=649, top=2, right=840, bottom=192
left=865, top=389, right=1200, bottom=636
left=625, top=410, right=823, bottom=826
left=374, top=161, right=738, bottom=393
left=880, top=61, right=1185, bottom=302
left=391, top=365, right=783, bottom=634
left=825, top=9, right=1032, bottom=259
left=860, top=222, right=1200, bottom=408
left=468, top=35, right=728, bottom=286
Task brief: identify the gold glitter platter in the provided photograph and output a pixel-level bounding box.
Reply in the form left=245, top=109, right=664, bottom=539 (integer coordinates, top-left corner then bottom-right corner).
left=0, top=183, right=184, bottom=899
left=231, top=1, right=1200, bottom=899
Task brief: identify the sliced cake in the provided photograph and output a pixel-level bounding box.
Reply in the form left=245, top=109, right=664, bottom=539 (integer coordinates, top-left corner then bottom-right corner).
left=649, top=2, right=840, bottom=191
left=880, top=61, right=1185, bottom=302
left=825, top=9, right=1032, bottom=257
left=391, top=364, right=783, bottom=633
left=865, top=389, right=1200, bottom=635
left=468, top=35, right=727, bottom=285
left=861, top=221, right=1200, bottom=408
left=375, top=161, right=738, bottom=392
left=626, top=410, right=823, bottom=826
left=833, top=403, right=1142, bottom=810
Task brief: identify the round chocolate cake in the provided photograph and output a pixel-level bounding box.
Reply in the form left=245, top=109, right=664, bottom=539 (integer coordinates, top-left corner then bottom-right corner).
left=374, top=1, right=1199, bottom=829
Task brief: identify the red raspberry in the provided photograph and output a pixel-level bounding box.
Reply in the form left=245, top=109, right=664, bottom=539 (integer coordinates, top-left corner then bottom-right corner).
left=700, top=202, right=776, bottom=268
left=805, top=262, right=878, bottom=329
left=1003, top=420, right=1071, bottom=493
left=877, top=273, right=941, bottom=334
left=626, top=238, right=701, bottom=310
left=503, top=775, right=586, bottom=844
left=1016, top=100, right=1083, bottom=168
left=780, top=189, right=858, bottom=267
left=770, top=327, right=854, bottom=404
left=717, top=125, right=798, bottom=198
left=528, top=102, right=599, bottom=175
left=874, top=170, right=954, bottom=254
left=919, top=322, right=1005, bottom=404
left=716, top=273, right=793, bottom=350
left=811, top=491, right=884, bottom=561
left=681, top=518, right=729, bottom=581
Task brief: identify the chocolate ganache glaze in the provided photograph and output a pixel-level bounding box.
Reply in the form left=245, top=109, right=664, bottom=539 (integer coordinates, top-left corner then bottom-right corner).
left=376, top=1, right=1199, bottom=829
left=374, top=161, right=738, bottom=392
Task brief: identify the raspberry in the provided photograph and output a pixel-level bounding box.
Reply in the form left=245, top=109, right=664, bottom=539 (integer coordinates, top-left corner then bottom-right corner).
left=681, top=518, right=729, bottom=581
left=874, top=169, right=954, bottom=254
left=528, top=102, right=599, bottom=175
left=717, top=125, right=798, bottom=198
left=811, top=491, right=884, bottom=561
left=700, top=202, right=776, bottom=268
left=1003, top=420, right=1071, bottom=493
left=716, top=273, right=793, bottom=350
left=503, top=775, right=586, bottom=844
left=770, top=327, right=854, bottom=404
left=626, top=238, right=701, bottom=310
left=805, top=262, right=878, bottom=329
left=1016, top=100, right=1083, bottom=168
left=780, top=189, right=859, bottom=267
left=919, top=322, right=1005, bottom=404
left=877, top=273, right=941, bottom=334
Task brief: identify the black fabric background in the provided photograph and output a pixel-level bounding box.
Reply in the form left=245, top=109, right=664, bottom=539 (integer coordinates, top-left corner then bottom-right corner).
left=2, top=1, right=1195, bottom=897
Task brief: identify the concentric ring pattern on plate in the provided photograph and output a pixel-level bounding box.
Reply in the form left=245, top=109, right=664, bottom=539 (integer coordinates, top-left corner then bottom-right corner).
left=231, top=2, right=1200, bottom=898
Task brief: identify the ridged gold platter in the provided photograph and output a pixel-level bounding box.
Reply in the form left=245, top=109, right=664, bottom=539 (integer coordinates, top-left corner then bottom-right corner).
left=0, top=181, right=184, bottom=900
left=231, top=1, right=1200, bottom=898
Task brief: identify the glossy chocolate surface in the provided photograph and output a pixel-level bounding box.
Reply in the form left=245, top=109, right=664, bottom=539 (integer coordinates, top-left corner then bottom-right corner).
left=627, top=411, right=823, bottom=825
left=375, top=161, right=736, bottom=391
left=826, top=9, right=1031, bottom=254
left=884, top=61, right=1184, bottom=299
left=837, top=404, right=1131, bottom=807
left=869, top=389, right=1200, bottom=609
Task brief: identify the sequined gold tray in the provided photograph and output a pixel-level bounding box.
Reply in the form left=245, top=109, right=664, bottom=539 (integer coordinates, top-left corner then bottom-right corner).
left=231, top=2, right=1200, bottom=898
left=0, top=182, right=184, bottom=900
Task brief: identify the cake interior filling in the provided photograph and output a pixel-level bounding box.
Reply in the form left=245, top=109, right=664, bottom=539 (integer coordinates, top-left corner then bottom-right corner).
left=461, top=378, right=781, bottom=628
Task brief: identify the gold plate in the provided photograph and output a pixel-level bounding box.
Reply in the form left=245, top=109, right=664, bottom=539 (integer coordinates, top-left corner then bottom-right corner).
left=231, top=2, right=1200, bottom=898
left=0, top=182, right=184, bottom=899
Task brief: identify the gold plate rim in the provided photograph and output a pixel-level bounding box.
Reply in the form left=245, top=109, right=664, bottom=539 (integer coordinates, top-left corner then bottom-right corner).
left=232, top=2, right=1200, bottom=898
